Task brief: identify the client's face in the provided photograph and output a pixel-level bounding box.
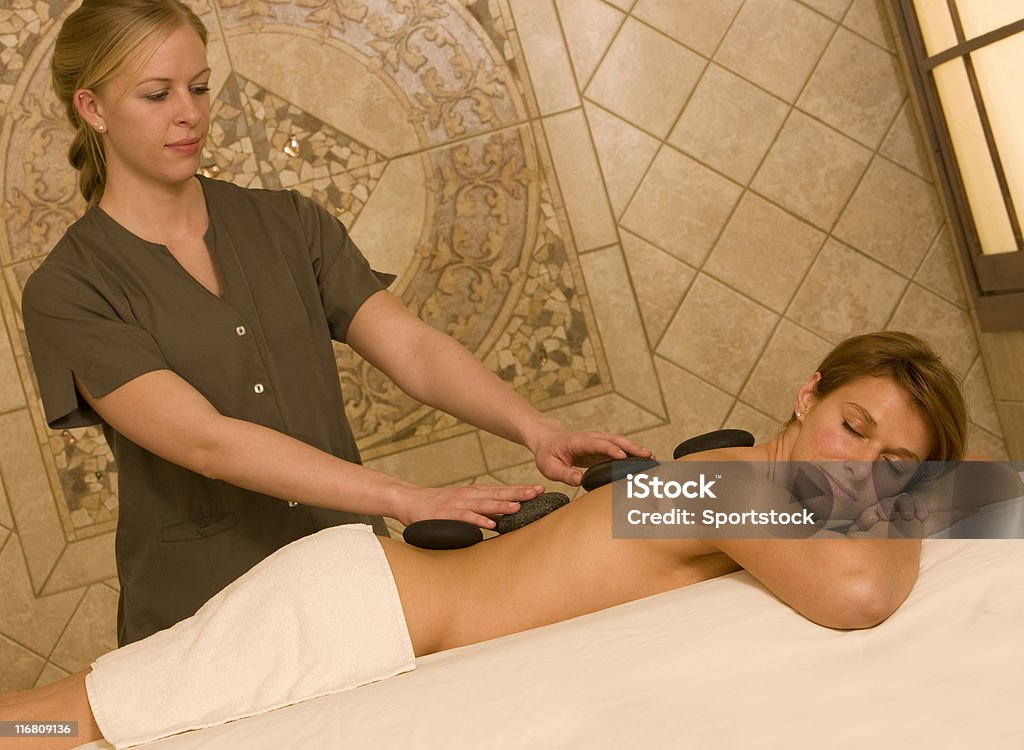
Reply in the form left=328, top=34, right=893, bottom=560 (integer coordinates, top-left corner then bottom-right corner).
left=787, top=375, right=934, bottom=522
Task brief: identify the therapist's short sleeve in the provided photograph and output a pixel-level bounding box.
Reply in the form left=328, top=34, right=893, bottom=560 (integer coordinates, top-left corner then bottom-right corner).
left=21, top=261, right=169, bottom=429
left=290, top=191, right=395, bottom=342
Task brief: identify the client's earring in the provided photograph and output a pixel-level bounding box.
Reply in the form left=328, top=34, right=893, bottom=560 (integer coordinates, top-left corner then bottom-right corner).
left=795, top=410, right=803, bottom=419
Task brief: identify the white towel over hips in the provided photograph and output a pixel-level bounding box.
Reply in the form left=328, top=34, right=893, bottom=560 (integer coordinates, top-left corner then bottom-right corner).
left=85, top=524, right=416, bottom=749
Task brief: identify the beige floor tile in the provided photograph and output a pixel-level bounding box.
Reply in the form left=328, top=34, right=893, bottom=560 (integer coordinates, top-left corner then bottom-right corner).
left=752, top=111, right=871, bottom=230
left=658, top=274, right=778, bottom=394
left=0, top=316, right=26, bottom=413
left=964, top=358, right=1003, bottom=438
left=586, top=18, right=704, bottom=138
left=349, top=154, right=429, bottom=289
left=715, top=0, right=836, bottom=102
left=802, top=0, right=854, bottom=20
left=788, top=238, right=907, bottom=342
left=478, top=429, right=538, bottom=477
left=879, top=102, right=933, bottom=180
left=967, top=424, right=1009, bottom=461
left=584, top=101, right=660, bottom=219
left=555, top=0, right=625, bottom=88
left=843, top=0, right=895, bottom=51
left=632, top=0, right=743, bottom=57
left=797, top=27, right=905, bottom=148
left=633, top=357, right=735, bottom=458
left=0, top=526, right=8, bottom=551
left=543, top=108, right=618, bottom=251
left=741, top=320, right=833, bottom=421
left=510, top=0, right=580, bottom=115
left=622, top=147, right=742, bottom=266
left=726, top=401, right=785, bottom=444
left=579, top=246, right=663, bottom=414
left=0, top=632, right=45, bottom=691
left=704, top=193, right=825, bottom=313
left=488, top=463, right=554, bottom=489
left=40, top=532, right=117, bottom=597
left=621, top=230, right=696, bottom=344
left=888, top=284, right=978, bottom=376
left=977, top=331, right=1024, bottom=402
left=33, top=660, right=70, bottom=689
left=0, top=410, right=66, bottom=589
left=915, top=228, right=967, bottom=309
left=363, top=431, right=486, bottom=488
left=669, top=63, right=789, bottom=185
left=228, top=31, right=420, bottom=156
left=0, top=534, right=82, bottom=657
left=994, top=401, right=1024, bottom=459
left=542, top=392, right=664, bottom=437
left=834, top=156, right=944, bottom=277
left=50, top=584, right=119, bottom=674
left=0, top=478, right=12, bottom=530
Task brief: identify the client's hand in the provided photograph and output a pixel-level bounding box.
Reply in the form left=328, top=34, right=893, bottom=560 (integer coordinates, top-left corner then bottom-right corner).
left=399, top=483, right=545, bottom=530
left=530, top=428, right=653, bottom=486
left=851, top=491, right=928, bottom=533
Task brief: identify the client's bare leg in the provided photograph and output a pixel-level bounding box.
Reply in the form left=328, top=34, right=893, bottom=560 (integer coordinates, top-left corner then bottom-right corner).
left=0, top=670, right=102, bottom=749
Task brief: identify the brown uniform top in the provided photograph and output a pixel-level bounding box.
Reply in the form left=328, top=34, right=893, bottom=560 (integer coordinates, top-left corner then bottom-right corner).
left=22, top=175, right=392, bottom=645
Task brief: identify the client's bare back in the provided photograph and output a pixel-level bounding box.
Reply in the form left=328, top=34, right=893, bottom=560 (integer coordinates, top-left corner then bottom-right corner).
left=382, top=466, right=745, bottom=656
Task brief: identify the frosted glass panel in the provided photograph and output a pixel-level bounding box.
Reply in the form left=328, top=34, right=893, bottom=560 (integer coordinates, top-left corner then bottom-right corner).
left=932, top=59, right=1016, bottom=255
left=973, top=35, right=1024, bottom=253
left=912, top=0, right=958, bottom=54
left=958, top=0, right=1024, bottom=38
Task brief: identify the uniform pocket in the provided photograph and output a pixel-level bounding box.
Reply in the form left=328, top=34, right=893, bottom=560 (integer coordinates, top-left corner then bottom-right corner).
left=160, top=512, right=238, bottom=542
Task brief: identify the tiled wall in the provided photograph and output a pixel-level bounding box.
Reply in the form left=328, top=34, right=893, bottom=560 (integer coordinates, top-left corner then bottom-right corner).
left=0, top=0, right=1010, bottom=691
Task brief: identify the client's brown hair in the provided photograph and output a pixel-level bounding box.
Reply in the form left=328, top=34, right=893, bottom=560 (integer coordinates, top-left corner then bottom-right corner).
left=800, top=331, right=967, bottom=462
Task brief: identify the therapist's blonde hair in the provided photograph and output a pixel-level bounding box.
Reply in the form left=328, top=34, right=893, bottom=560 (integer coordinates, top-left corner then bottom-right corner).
left=51, top=0, right=209, bottom=205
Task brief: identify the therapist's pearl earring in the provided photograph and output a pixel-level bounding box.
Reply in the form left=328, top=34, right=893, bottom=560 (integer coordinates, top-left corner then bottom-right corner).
left=95, top=123, right=105, bottom=132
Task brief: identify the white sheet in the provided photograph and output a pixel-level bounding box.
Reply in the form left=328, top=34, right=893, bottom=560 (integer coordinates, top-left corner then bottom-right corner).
left=76, top=536, right=1024, bottom=750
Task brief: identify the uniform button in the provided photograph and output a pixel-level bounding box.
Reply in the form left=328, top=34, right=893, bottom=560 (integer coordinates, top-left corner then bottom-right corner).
left=253, top=383, right=265, bottom=394
left=288, top=501, right=298, bottom=507
left=236, top=325, right=246, bottom=336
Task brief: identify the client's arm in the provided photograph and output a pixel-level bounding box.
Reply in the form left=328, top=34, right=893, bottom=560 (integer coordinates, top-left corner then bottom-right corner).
left=0, top=670, right=99, bottom=750
left=710, top=535, right=920, bottom=630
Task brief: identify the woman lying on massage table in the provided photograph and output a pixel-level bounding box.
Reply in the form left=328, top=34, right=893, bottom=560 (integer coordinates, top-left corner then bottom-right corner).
left=0, top=331, right=973, bottom=749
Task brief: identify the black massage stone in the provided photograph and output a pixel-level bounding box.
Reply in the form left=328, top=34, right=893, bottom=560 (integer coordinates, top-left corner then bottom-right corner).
left=580, top=457, right=661, bottom=492
left=402, top=519, right=483, bottom=550
left=672, top=428, right=755, bottom=459
left=494, top=492, right=570, bottom=534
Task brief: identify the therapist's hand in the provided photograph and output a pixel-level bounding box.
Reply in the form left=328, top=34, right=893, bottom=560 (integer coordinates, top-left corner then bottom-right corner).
left=398, top=483, right=545, bottom=530
left=530, top=428, right=653, bottom=486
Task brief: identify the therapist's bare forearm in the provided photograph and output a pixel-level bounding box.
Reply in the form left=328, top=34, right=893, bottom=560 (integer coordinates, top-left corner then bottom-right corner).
left=198, top=415, right=409, bottom=517
left=391, top=329, right=561, bottom=451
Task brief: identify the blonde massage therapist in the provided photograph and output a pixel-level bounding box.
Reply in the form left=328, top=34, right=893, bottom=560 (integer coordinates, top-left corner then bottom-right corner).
left=21, top=0, right=649, bottom=646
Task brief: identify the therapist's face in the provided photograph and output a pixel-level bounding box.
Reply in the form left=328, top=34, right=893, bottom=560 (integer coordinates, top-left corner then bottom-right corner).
left=786, top=375, right=934, bottom=522
left=80, top=24, right=211, bottom=192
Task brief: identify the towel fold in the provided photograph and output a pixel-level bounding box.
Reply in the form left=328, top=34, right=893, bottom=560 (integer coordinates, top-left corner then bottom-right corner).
left=86, top=524, right=415, bottom=749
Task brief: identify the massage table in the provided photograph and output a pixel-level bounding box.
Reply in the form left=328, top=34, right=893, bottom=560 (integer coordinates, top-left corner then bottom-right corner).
left=76, top=477, right=1024, bottom=750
